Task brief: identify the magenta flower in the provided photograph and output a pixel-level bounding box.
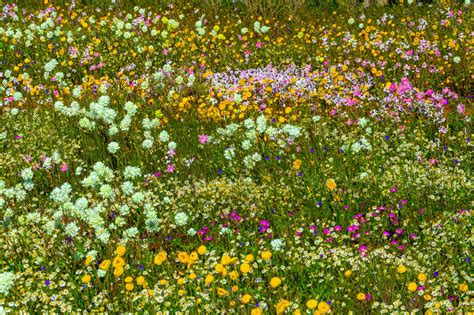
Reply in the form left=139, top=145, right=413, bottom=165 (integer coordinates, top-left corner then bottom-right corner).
left=198, top=134, right=209, bottom=144
left=166, top=164, right=175, bottom=173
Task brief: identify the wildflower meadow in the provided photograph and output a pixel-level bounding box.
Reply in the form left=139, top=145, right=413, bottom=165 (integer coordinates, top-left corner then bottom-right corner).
left=0, top=0, right=472, bottom=313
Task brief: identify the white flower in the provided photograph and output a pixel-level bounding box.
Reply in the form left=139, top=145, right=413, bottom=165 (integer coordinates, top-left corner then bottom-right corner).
left=233, top=93, right=242, bottom=104
left=453, top=56, right=461, bottom=64
left=99, top=184, right=115, bottom=201
left=358, top=117, right=369, bottom=127
left=20, top=168, right=33, bottom=180
left=121, top=181, right=134, bottom=195
left=65, top=222, right=79, bottom=237
left=168, top=141, right=177, bottom=149
left=13, top=91, right=22, bottom=101
left=107, top=142, right=119, bottom=154
left=124, top=101, right=137, bottom=115
left=0, top=272, right=15, bottom=296
left=159, top=130, right=169, bottom=143
left=242, top=140, right=252, bottom=150
left=124, top=166, right=142, bottom=179
left=174, top=212, right=188, bottom=226
left=270, top=238, right=284, bottom=251
left=142, top=139, right=153, bottom=149
left=312, top=115, right=321, bottom=123
left=348, top=18, right=355, bottom=25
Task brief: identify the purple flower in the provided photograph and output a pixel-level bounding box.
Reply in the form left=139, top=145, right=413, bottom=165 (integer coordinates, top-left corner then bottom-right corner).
left=45, top=280, right=50, bottom=286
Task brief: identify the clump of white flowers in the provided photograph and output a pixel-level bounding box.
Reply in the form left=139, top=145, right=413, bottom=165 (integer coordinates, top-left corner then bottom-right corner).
left=174, top=212, right=189, bottom=226
left=0, top=272, right=15, bottom=296
left=107, top=142, right=119, bottom=154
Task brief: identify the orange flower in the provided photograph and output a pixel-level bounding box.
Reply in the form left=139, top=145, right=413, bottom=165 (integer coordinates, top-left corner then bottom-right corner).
left=326, top=179, right=337, bottom=191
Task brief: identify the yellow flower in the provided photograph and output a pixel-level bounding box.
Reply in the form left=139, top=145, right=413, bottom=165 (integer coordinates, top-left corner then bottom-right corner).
left=84, top=256, right=93, bottom=267
left=221, top=255, right=238, bottom=265
left=99, top=260, right=111, bottom=270
left=177, top=252, right=189, bottom=264
left=397, top=265, right=407, bottom=274
left=125, top=276, right=133, bottom=283
left=205, top=274, right=214, bottom=285
left=261, top=251, right=272, bottom=260
left=408, top=282, right=417, bottom=292
left=356, top=293, right=366, bottom=301
left=232, top=285, right=238, bottom=292
left=306, top=299, right=318, bottom=309
left=125, top=283, right=134, bottom=291
left=251, top=308, right=263, bottom=315
left=189, top=273, right=197, bottom=280
left=215, top=263, right=226, bottom=274
left=189, top=251, right=199, bottom=261
left=293, top=159, right=301, bottom=170
left=270, top=277, right=281, bottom=288
left=197, top=245, right=207, bottom=255
left=245, top=254, right=254, bottom=262
left=136, top=276, right=145, bottom=286
left=242, top=294, right=252, bottom=304
left=418, top=273, right=427, bottom=282
left=116, top=245, right=126, bottom=256
left=344, top=270, right=352, bottom=277
left=154, top=251, right=168, bottom=265
left=159, top=279, right=168, bottom=286
left=424, top=294, right=432, bottom=301
left=113, top=267, right=124, bottom=278
left=230, top=271, right=239, bottom=280
left=240, top=263, right=251, bottom=273
left=81, top=274, right=91, bottom=284
left=459, top=283, right=468, bottom=292
left=317, top=301, right=330, bottom=314
left=326, top=179, right=337, bottom=191
left=112, top=256, right=125, bottom=268
left=276, top=299, right=290, bottom=314
left=217, top=287, right=228, bottom=296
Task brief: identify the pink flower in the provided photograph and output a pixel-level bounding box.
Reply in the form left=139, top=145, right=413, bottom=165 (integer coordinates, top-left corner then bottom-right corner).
left=60, top=163, right=68, bottom=173
left=166, top=164, right=175, bottom=173
left=457, top=104, right=465, bottom=114
left=198, top=134, right=209, bottom=144
left=256, top=41, right=263, bottom=49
